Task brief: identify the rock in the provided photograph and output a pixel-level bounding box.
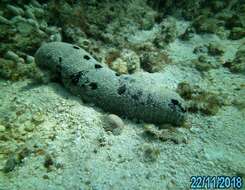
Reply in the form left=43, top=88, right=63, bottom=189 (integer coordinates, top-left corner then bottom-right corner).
left=26, top=55, right=35, bottom=64
left=153, top=17, right=177, bottom=48
left=5, top=51, right=20, bottom=63
left=44, top=154, right=54, bottom=170
left=143, top=124, right=162, bottom=139
left=109, top=49, right=140, bottom=74
left=2, top=146, right=31, bottom=173
left=229, top=27, right=245, bottom=40
left=193, top=55, right=219, bottom=72
left=140, top=51, right=171, bottom=73
left=0, top=15, right=11, bottom=25
left=236, top=167, right=245, bottom=178
left=3, top=155, right=17, bottom=173
left=103, top=114, right=124, bottom=135
left=224, top=43, right=245, bottom=73
left=6, top=5, right=24, bottom=16
left=32, top=112, right=45, bottom=125
left=77, top=37, right=91, bottom=50
left=105, top=49, right=121, bottom=66
left=24, top=122, right=35, bottom=132
left=0, top=124, right=6, bottom=132
left=141, top=144, right=160, bottom=162
left=193, top=45, right=208, bottom=54
left=208, top=43, right=225, bottom=56
left=49, top=32, right=62, bottom=42
left=109, top=58, right=129, bottom=75
left=139, top=11, right=156, bottom=30
left=120, top=49, right=140, bottom=74
left=180, top=27, right=195, bottom=41
left=177, top=82, right=224, bottom=115
left=192, top=16, right=224, bottom=35
left=177, top=82, right=193, bottom=100
left=231, top=85, right=245, bottom=110
left=209, top=1, right=226, bottom=12
left=143, top=124, right=187, bottom=143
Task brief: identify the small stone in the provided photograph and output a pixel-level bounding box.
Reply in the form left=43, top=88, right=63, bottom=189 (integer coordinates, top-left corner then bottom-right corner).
left=236, top=167, right=245, bottom=178
left=108, top=49, right=140, bottom=74
left=24, top=123, right=35, bottom=132
left=190, top=127, right=201, bottom=133
left=225, top=43, right=245, bottom=73
left=5, top=51, right=19, bottom=63
left=0, top=124, right=6, bottom=132
left=3, top=155, right=18, bottom=173
left=193, top=55, right=218, bottom=72
left=208, top=43, right=225, bottom=56
left=120, top=49, right=140, bottom=74
left=229, top=27, right=245, bottom=40
left=103, top=114, right=124, bottom=135
left=44, top=154, right=54, bottom=169
left=109, top=58, right=128, bottom=74
left=0, top=15, right=11, bottom=25
left=140, top=51, right=170, bottom=73
left=43, top=174, right=49, bottom=179
left=141, top=144, right=160, bottom=162
left=32, top=112, right=45, bottom=125
left=6, top=5, right=24, bottom=16
left=26, top=55, right=35, bottom=64
left=143, top=124, right=161, bottom=139
left=49, top=33, right=62, bottom=42
left=78, top=37, right=91, bottom=49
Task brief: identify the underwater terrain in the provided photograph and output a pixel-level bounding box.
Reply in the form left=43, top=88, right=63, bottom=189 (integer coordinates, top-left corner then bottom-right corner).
left=0, top=0, right=245, bottom=189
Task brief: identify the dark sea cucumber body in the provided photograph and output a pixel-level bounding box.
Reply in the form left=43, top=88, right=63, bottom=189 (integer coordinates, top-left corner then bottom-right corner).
left=35, top=42, right=186, bottom=125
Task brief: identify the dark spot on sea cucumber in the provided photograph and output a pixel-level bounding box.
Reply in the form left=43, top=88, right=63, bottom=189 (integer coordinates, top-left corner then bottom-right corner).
left=59, top=57, right=62, bottom=63
left=123, top=76, right=129, bottom=80
left=171, top=99, right=179, bottom=105
left=44, top=154, right=53, bottom=169
left=131, top=94, right=139, bottom=100
left=146, top=95, right=155, bottom=106
left=169, top=99, right=186, bottom=112
left=47, top=54, right=52, bottom=60
left=139, top=101, right=145, bottom=106
left=131, top=90, right=143, bottom=100
left=89, top=82, right=98, bottom=90
left=129, top=78, right=136, bottom=83
left=178, top=103, right=186, bottom=112
left=115, top=73, right=120, bottom=76
left=70, top=71, right=83, bottom=85
left=180, top=106, right=186, bottom=112
left=117, top=84, right=126, bottom=95
left=73, top=45, right=80, bottom=49
left=95, top=64, right=102, bottom=69
left=121, top=76, right=135, bottom=83
left=54, top=64, right=62, bottom=82
left=56, top=64, right=62, bottom=71
left=84, top=55, right=90, bottom=60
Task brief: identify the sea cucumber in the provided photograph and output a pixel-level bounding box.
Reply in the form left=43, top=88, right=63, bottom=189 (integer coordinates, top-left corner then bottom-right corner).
left=35, top=42, right=186, bottom=125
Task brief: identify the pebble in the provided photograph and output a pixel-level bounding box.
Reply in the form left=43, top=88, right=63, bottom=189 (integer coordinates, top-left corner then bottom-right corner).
left=32, top=112, right=45, bottom=125
left=24, top=123, right=35, bottom=132
left=3, top=155, right=17, bottom=173
left=0, top=125, right=6, bottom=132
left=26, top=55, right=35, bottom=64
left=5, top=50, right=19, bottom=63
left=104, top=114, right=124, bottom=135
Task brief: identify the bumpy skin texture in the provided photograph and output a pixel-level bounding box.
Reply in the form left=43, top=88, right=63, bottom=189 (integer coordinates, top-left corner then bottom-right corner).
left=35, top=42, right=186, bottom=125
